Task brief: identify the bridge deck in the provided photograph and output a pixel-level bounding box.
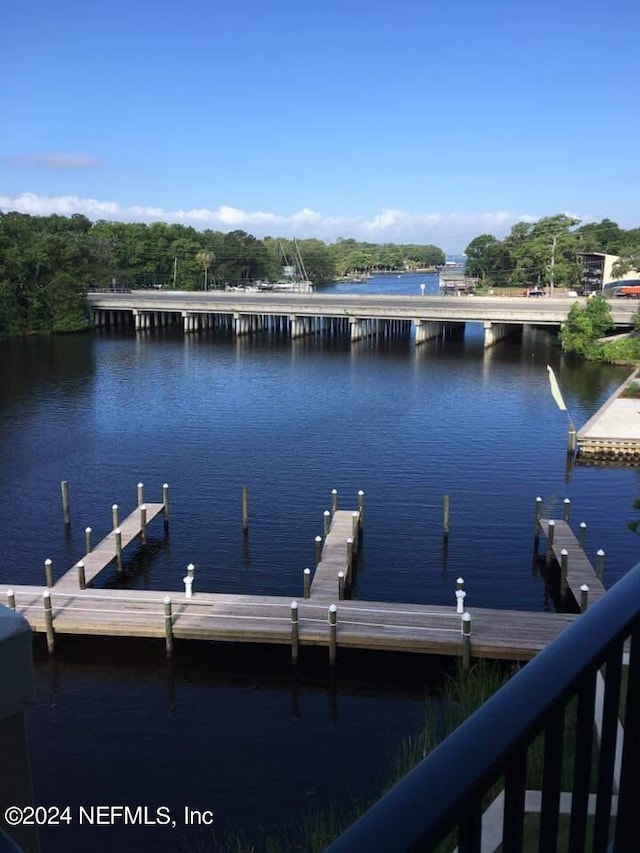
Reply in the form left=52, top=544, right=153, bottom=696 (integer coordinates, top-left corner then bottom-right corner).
left=538, top=519, right=606, bottom=606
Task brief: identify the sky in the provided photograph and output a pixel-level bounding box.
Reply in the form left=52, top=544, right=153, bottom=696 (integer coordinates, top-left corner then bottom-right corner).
left=2, top=0, right=639, bottom=251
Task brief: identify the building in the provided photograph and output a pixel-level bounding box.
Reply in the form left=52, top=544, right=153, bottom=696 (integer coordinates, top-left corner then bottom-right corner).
left=577, top=252, right=639, bottom=294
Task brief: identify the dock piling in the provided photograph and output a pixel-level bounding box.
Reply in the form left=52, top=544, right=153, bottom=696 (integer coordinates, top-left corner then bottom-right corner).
left=85, top=526, right=92, bottom=553
left=162, top=483, right=170, bottom=532
left=328, top=604, right=337, bottom=666
left=77, top=561, right=86, bottom=590
left=578, top=522, right=587, bottom=547
left=43, top=590, right=55, bottom=654
left=568, top=423, right=577, bottom=453
left=314, top=535, right=323, bottom=566
left=115, top=528, right=122, bottom=571
left=112, top=503, right=119, bottom=529
left=596, top=549, right=605, bottom=580
left=323, top=510, right=331, bottom=537
left=455, top=577, right=466, bottom=614
left=443, top=494, right=450, bottom=538
left=563, top=498, right=571, bottom=522
left=534, top=496, right=542, bottom=531
left=580, top=584, right=589, bottom=613
left=137, top=482, right=144, bottom=505
left=290, top=601, right=299, bottom=663
left=545, top=520, right=555, bottom=566
left=346, top=537, right=354, bottom=569
left=560, top=549, right=568, bottom=598
left=461, top=613, right=471, bottom=671
left=303, top=568, right=311, bottom=600
left=44, top=558, right=53, bottom=589
left=242, top=486, right=249, bottom=532
left=351, top=512, right=359, bottom=550
left=164, top=596, right=174, bottom=657
left=331, top=489, right=338, bottom=514
left=357, top=490, right=365, bottom=528
left=7, top=589, right=15, bottom=611
left=140, top=504, right=147, bottom=543
left=61, top=480, right=70, bottom=526
left=338, top=571, right=345, bottom=601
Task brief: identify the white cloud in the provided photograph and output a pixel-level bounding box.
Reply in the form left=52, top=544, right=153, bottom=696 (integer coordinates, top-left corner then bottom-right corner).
left=3, top=154, right=101, bottom=170
left=0, top=192, right=545, bottom=250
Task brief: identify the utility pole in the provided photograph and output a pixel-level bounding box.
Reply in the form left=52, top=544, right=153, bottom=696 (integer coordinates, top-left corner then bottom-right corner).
left=172, top=257, right=177, bottom=289
left=549, top=234, right=558, bottom=299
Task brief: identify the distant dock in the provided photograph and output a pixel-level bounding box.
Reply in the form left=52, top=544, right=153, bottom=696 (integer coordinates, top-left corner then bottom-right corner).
left=577, top=368, right=640, bottom=460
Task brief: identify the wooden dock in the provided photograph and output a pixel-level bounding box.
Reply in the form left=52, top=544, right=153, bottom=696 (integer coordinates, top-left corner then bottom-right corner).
left=538, top=519, right=606, bottom=607
left=0, top=491, right=609, bottom=665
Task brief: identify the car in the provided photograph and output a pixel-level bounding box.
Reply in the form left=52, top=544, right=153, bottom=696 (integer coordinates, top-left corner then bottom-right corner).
left=525, top=288, right=545, bottom=297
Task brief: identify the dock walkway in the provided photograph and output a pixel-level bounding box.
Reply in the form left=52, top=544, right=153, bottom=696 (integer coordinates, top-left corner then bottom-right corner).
left=538, top=519, right=606, bottom=607
left=577, top=368, right=640, bottom=460
left=0, top=493, right=607, bottom=664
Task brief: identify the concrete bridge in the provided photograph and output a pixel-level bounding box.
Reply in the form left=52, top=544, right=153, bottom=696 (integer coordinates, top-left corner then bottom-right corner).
left=87, top=291, right=637, bottom=349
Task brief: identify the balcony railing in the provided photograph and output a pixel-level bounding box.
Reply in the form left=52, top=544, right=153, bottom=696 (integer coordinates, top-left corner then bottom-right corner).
left=326, top=561, right=640, bottom=852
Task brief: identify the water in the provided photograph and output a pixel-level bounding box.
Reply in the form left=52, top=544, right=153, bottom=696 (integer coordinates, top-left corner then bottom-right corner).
left=1, top=273, right=638, bottom=850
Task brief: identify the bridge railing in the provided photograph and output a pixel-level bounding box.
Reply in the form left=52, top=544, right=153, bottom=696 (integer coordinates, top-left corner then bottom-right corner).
left=326, top=561, right=640, bottom=852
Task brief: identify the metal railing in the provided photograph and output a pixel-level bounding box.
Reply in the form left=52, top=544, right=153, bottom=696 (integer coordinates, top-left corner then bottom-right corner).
left=326, top=561, right=640, bottom=852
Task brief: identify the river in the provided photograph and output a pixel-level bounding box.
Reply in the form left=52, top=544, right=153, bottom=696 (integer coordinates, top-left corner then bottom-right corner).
left=1, top=272, right=638, bottom=851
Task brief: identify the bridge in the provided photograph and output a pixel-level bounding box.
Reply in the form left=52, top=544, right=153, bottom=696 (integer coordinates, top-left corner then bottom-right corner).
left=87, top=291, right=637, bottom=349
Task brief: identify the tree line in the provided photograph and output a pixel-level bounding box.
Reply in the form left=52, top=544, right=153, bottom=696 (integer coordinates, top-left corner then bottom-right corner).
left=0, top=212, right=445, bottom=335
left=464, top=215, right=640, bottom=289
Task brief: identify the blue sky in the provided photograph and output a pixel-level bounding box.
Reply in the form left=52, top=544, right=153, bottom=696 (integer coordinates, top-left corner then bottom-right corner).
left=2, top=0, right=639, bottom=250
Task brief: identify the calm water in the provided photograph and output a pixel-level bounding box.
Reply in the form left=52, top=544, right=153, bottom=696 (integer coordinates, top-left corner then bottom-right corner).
left=1, top=272, right=639, bottom=850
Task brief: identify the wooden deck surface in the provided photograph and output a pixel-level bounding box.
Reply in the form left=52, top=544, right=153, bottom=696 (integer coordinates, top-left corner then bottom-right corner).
left=310, top=509, right=359, bottom=599
left=538, top=519, right=606, bottom=607
left=2, top=584, right=577, bottom=661
left=55, top=502, right=166, bottom=590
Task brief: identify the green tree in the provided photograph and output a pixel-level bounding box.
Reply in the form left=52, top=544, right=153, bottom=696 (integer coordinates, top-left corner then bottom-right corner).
left=560, top=295, right=614, bottom=356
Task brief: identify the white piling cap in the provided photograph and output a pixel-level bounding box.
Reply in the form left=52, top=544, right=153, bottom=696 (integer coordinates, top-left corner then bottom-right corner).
left=338, top=571, right=345, bottom=579
left=329, top=604, right=337, bottom=613
left=291, top=600, right=298, bottom=610
left=140, top=504, right=147, bottom=511
left=560, top=548, right=568, bottom=555
left=346, top=536, right=353, bottom=544
left=42, top=590, right=50, bottom=598
left=304, top=567, right=311, bottom=575
left=580, top=584, right=589, bottom=592
left=138, top=482, right=144, bottom=488
left=85, top=526, right=92, bottom=533
left=462, top=612, right=471, bottom=622
left=324, top=509, right=330, bottom=516
left=44, top=558, right=52, bottom=565
left=315, top=535, right=322, bottom=542
left=358, top=490, right=364, bottom=496
left=564, top=497, right=570, bottom=502
left=7, top=588, right=13, bottom=596
left=457, top=576, right=464, bottom=583
left=549, top=519, right=555, bottom=526
left=187, top=562, right=195, bottom=572
left=164, top=595, right=171, bottom=604
left=112, top=503, right=118, bottom=509
left=115, top=527, right=121, bottom=534
left=580, top=521, right=587, bottom=528
left=331, top=488, right=337, bottom=494
left=536, top=496, right=542, bottom=501
left=77, top=560, right=84, bottom=567
left=163, top=483, right=169, bottom=488
left=597, top=549, right=605, bottom=556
